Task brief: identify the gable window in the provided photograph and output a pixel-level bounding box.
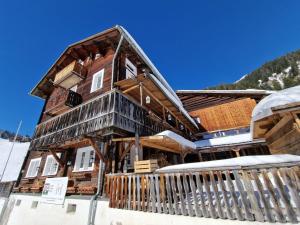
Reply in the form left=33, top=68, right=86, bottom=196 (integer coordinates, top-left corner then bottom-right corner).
left=25, top=158, right=41, bottom=178
left=90, top=69, right=104, bottom=93
left=73, top=147, right=95, bottom=172
left=42, top=153, right=61, bottom=176
left=125, top=58, right=137, bottom=79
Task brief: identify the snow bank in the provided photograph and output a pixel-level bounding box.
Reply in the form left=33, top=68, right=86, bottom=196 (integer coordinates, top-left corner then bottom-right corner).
left=155, top=130, right=196, bottom=149
left=0, top=138, right=29, bottom=182
left=195, top=133, right=255, bottom=148
left=252, top=85, right=300, bottom=122
left=157, top=154, right=300, bottom=172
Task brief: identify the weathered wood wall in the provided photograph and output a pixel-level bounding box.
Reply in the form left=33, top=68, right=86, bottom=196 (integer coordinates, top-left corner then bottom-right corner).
left=190, top=98, right=256, bottom=132
left=41, top=48, right=115, bottom=123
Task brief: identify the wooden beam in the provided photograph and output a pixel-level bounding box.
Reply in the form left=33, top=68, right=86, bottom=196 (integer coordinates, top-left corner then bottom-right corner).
left=123, top=84, right=140, bottom=94
left=87, top=137, right=107, bottom=163
left=49, top=148, right=64, bottom=167
left=120, top=142, right=134, bottom=162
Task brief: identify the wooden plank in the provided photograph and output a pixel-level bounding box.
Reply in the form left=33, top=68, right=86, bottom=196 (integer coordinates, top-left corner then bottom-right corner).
left=271, top=168, right=297, bottom=223
left=209, top=171, right=224, bottom=219
left=216, top=171, right=234, bottom=220
left=141, top=175, right=146, bottom=211
left=137, top=175, right=141, bottom=211
left=159, top=174, right=168, bottom=214
left=233, top=170, right=254, bottom=221
left=261, top=170, right=285, bottom=223
left=146, top=175, right=151, bottom=212
left=202, top=172, right=217, bottom=218
left=241, top=171, right=264, bottom=222
left=170, top=174, right=179, bottom=215
left=133, top=175, right=136, bottom=210
left=124, top=176, right=128, bottom=209
left=182, top=174, right=194, bottom=216
left=225, top=171, right=244, bottom=221
left=165, top=174, right=174, bottom=215
left=251, top=170, right=274, bottom=223
left=176, top=174, right=187, bottom=216
left=116, top=176, right=120, bottom=208
left=150, top=175, right=157, bottom=213
left=195, top=172, right=209, bottom=218
left=280, top=168, right=300, bottom=216
left=188, top=174, right=202, bottom=217
left=128, top=175, right=132, bottom=210
left=155, top=174, right=162, bottom=213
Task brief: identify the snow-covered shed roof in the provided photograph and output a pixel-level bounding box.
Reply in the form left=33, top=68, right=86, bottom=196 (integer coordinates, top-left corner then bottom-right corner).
left=252, top=85, right=300, bottom=122
left=157, top=154, right=300, bottom=173
left=155, top=130, right=196, bottom=150
left=0, top=138, right=29, bottom=182
left=194, top=132, right=265, bottom=149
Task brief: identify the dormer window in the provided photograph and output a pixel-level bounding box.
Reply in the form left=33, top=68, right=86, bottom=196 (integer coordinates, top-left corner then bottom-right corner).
left=90, top=69, right=104, bottom=93
left=125, top=58, right=137, bottom=79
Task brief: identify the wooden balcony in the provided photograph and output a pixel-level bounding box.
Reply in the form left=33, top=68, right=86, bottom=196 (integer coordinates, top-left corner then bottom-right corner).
left=30, top=90, right=165, bottom=150
left=45, top=90, right=83, bottom=116
left=53, top=60, right=87, bottom=89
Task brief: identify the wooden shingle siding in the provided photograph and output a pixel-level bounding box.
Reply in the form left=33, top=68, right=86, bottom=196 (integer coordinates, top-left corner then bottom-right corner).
left=190, top=98, right=256, bottom=132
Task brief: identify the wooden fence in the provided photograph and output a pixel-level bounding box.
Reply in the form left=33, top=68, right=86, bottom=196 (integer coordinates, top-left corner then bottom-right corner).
left=105, top=166, right=300, bottom=223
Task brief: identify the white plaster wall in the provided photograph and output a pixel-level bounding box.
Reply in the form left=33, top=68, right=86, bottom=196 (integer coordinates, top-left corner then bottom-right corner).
left=2, top=194, right=294, bottom=225
left=0, top=198, right=5, bottom=213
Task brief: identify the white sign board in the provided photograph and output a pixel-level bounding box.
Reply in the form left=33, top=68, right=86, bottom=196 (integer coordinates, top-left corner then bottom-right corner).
left=41, top=177, right=68, bottom=205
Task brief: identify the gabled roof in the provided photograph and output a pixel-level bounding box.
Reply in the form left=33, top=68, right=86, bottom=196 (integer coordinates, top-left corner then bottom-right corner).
left=30, top=25, right=198, bottom=129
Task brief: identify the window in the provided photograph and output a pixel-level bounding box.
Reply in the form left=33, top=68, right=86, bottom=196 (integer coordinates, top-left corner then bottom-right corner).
left=70, top=85, right=77, bottom=92
left=25, top=158, right=41, bottom=178
left=73, top=147, right=95, bottom=172
left=90, top=69, right=104, bottom=93
left=125, top=58, right=137, bottom=79
left=42, top=153, right=61, bottom=176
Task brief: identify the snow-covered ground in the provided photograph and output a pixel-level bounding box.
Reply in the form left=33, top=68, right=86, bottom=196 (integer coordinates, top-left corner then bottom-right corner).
left=0, top=138, right=29, bottom=182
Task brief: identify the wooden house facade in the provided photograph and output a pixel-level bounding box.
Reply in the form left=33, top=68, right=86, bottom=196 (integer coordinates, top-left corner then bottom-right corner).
left=14, top=26, right=199, bottom=195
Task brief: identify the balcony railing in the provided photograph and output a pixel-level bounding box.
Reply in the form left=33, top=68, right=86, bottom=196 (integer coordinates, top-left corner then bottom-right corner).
left=53, top=60, right=87, bottom=89
left=30, top=90, right=165, bottom=150
left=45, top=90, right=83, bottom=116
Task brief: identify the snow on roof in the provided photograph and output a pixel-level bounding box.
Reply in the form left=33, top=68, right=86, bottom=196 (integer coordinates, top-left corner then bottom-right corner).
left=157, top=154, right=300, bottom=172
left=252, top=85, right=300, bottom=122
left=194, top=132, right=263, bottom=149
left=0, top=138, right=29, bottom=182
left=155, top=130, right=196, bottom=149
left=176, top=89, right=274, bottom=95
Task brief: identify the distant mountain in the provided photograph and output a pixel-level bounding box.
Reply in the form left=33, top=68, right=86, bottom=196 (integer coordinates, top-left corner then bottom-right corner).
left=0, top=129, right=31, bottom=142
left=208, top=49, right=300, bottom=90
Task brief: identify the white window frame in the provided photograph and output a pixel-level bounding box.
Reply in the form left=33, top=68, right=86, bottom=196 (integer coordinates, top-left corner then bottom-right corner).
left=25, top=158, right=42, bottom=178
left=70, top=85, right=77, bottom=92
left=73, top=147, right=95, bottom=172
left=90, top=69, right=104, bottom=93
left=125, top=58, right=137, bottom=79
left=42, top=153, right=61, bottom=176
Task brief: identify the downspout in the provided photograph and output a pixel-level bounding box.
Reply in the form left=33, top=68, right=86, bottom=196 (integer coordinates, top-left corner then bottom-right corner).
left=87, top=142, right=105, bottom=225
left=110, top=35, right=124, bottom=90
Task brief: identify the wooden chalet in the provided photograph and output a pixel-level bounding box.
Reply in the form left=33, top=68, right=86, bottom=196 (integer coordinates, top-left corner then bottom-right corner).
left=177, top=89, right=272, bottom=160
left=14, top=25, right=199, bottom=195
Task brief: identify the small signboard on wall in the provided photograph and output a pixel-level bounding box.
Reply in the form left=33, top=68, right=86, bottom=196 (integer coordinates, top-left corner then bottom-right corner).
left=41, top=177, right=68, bottom=205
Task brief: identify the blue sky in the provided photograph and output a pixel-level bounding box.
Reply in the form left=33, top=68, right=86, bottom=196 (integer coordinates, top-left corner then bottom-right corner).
left=1, top=0, right=300, bottom=135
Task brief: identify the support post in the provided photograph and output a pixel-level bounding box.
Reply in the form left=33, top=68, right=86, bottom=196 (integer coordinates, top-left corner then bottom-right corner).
left=135, top=131, right=140, bottom=161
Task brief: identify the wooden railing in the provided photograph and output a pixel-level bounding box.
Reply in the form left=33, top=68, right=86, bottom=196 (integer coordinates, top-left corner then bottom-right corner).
left=106, top=164, right=300, bottom=223
left=30, top=90, right=165, bottom=150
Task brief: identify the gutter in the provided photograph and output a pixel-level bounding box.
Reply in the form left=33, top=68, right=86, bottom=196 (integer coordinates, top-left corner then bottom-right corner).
left=87, top=142, right=105, bottom=225
left=111, top=35, right=124, bottom=89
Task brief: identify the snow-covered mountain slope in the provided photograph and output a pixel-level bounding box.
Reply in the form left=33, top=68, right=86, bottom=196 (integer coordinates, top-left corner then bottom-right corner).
left=209, top=49, right=300, bottom=90
left=0, top=138, right=29, bottom=182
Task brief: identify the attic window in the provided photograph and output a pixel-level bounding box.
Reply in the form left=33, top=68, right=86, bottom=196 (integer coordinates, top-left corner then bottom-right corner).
left=42, top=153, right=61, bottom=176
left=25, top=158, right=41, bottom=178
left=125, top=58, right=137, bottom=79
